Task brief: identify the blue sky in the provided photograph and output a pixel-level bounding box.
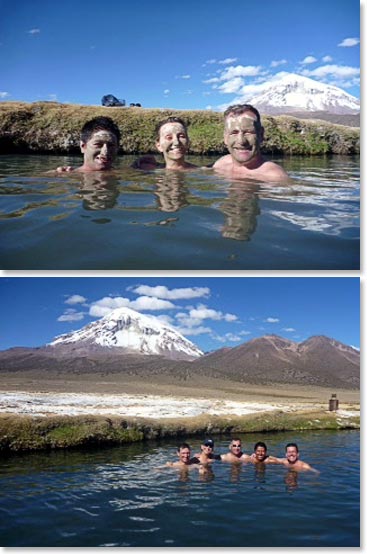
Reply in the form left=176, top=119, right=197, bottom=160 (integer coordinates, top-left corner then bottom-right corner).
left=0, top=277, right=360, bottom=352
left=0, top=0, right=360, bottom=110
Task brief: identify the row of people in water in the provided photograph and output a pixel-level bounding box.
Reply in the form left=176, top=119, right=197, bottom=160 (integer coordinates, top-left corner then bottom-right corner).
left=166, top=438, right=317, bottom=472
left=51, top=104, right=288, bottom=182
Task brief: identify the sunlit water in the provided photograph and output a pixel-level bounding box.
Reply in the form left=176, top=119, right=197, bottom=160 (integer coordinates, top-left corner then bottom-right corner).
left=0, top=431, right=359, bottom=547
left=0, top=154, right=359, bottom=269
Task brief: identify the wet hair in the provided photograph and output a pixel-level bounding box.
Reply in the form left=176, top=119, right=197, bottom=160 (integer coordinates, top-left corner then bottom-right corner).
left=230, top=438, right=241, bottom=445
left=155, top=117, right=188, bottom=141
left=224, top=104, right=261, bottom=124
left=285, top=442, right=299, bottom=452
left=254, top=441, right=267, bottom=451
left=80, top=116, right=121, bottom=144
left=177, top=442, right=191, bottom=451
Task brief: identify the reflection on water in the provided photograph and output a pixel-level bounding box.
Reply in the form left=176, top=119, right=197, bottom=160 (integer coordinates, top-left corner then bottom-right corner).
left=284, top=470, right=299, bottom=493
left=0, top=154, right=359, bottom=269
left=154, top=171, right=190, bottom=212
left=220, top=183, right=260, bottom=240
left=0, top=431, right=359, bottom=547
left=78, top=173, right=120, bottom=211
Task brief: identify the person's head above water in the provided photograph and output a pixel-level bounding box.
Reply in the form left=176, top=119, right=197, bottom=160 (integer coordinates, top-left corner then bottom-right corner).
left=155, top=117, right=190, bottom=168
left=253, top=441, right=268, bottom=462
left=79, top=116, right=120, bottom=172
left=223, top=104, right=264, bottom=168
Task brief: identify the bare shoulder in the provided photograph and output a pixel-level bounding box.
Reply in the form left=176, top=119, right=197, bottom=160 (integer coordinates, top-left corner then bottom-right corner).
left=213, top=154, right=232, bottom=169
left=261, top=161, right=289, bottom=180
left=300, top=461, right=318, bottom=472
left=240, top=453, right=252, bottom=461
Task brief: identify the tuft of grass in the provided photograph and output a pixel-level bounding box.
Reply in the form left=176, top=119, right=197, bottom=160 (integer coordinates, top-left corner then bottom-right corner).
left=0, top=410, right=359, bottom=453
left=0, top=101, right=360, bottom=156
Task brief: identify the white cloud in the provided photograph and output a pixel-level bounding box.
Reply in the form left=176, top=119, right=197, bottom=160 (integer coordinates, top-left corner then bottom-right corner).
left=65, top=294, right=87, bottom=305
left=48, top=94, right=58, bottom=101
left=57, top=309, right=85, bottom=322
left=175, top=313, right=205, bottom=328
left=131, top=296, right=175, bottom=311
left=28, top=28, right=40, bottom=35
left=300, top=55, right=317, bottom=64
left=219, top=65, right=263, bottom=80
left=265, top=317, right=280, bottom=323
left=301, top=64, right=360, bottom=79
left=163, top=89, right=170, bottom=95
left=131, top=285, right=210, bottom=300
left=218, top=57, right=238, bottom=65
left=176, top=325, right=212, bottom=336
left=188, top=304, right=238, bottom=322
left=270, top=59, right=287, bottom=67
left=176, top=74, right=191, bottom=79
left=338, top=37, right=360, bottom=47
left=204, top=59, right=217, bottom=65
left=217, top=77, right=245, bottom=94
left=215, top=332, right=245, bottom=342
left=282, top=327, right=296, bottom=332
left=224, top=313, right=238, bottom=322
left=0, top=91, right=10, bottom=98
left=154, top=314, right=174, bottom=325
left=89, top=296, right=130, bottom=317
left=322, top=55, right=333, bottom=62
left=89, top=295, right=175, bottom=318
left=203, top=77, right=221, bottom=84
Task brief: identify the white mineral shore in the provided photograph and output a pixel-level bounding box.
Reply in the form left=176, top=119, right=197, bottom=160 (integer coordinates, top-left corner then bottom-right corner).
left=0, top=391, right=359, bottom=419
left=0, top=391, right=279, bottom=418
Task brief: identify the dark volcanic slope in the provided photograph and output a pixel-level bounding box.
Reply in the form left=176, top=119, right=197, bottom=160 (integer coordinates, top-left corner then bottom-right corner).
left=0, top=334, right=359, bottom=390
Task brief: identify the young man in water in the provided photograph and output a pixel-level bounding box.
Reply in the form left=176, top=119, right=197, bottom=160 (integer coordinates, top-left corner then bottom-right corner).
left=192, top=438, right=221, bottom=464
left=249, top=441, right=282, bottom=464
left=133, top=117, right=198, bottom=171
left=280, top=443, right=317, bottom=472
left=54, top=116, right=120, bottom=173
left=220, top=438, right=251, bottom=463
left=213, top=104, right=288, bottom=182
left=166, top=442, right=199, bottom=468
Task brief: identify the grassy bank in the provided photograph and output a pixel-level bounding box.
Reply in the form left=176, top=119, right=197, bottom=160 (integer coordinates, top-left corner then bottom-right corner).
left=0, top=101, right=360, bottom=156
left=0, top=410, right=360, bottom=453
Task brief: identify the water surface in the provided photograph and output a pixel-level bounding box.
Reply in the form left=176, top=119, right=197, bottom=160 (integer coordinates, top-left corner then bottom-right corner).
left=0, top=155, right=359, bottom=269
left=0, top=430, right=359, bottom=547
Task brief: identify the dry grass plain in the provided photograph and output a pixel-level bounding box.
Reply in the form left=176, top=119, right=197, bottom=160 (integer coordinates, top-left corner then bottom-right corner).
left=0, top=372, right=359, bottom=407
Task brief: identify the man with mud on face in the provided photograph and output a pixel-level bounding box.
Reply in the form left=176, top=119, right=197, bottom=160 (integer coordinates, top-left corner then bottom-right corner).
left=53, top=116, right=120, bottom=173
left=213, top=104, right=288, bottom=182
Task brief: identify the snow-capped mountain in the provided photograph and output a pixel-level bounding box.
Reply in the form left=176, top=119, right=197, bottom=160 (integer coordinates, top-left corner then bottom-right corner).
left=49, top=307, right=203, bottom=361
left=247, top=73, right=360, bottom=115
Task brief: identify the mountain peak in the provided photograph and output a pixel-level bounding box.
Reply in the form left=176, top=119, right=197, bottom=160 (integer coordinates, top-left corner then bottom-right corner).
left=50, top=306, right=203, bottom=361
left=247, top=72, right=360, bottom=115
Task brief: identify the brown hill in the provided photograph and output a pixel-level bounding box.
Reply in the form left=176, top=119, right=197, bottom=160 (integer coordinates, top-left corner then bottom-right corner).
left=0, top=334, right=359, bottom=390
left=191, top=335, right=359, bottom=389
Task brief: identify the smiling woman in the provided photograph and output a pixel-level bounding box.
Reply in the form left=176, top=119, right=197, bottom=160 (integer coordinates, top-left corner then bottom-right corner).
left=155, top=117, right=198, bottom=170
